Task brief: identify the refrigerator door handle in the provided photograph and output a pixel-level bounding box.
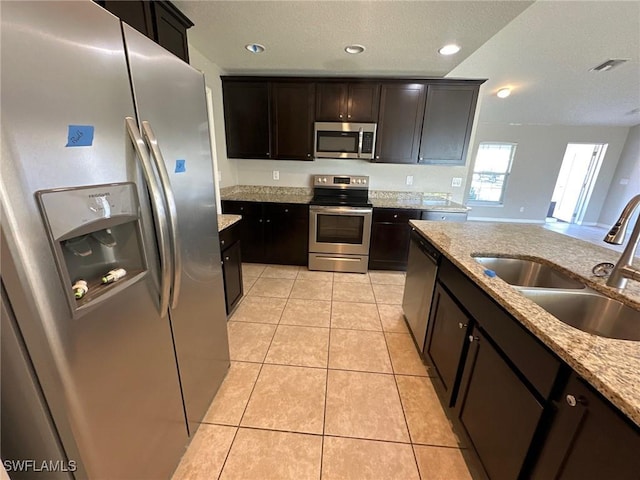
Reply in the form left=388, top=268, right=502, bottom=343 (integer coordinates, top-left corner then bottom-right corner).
left=141, top=121, right=182, bottom=309
left=125, top=117, right=172, bottom=317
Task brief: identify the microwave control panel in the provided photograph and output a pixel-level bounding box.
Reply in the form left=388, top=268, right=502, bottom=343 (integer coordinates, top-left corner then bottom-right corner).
left=361, top=132, right=374, bottom=153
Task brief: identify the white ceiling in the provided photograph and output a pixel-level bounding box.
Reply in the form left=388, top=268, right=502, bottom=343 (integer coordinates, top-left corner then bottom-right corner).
left=177, top=0, right=640, bottom=127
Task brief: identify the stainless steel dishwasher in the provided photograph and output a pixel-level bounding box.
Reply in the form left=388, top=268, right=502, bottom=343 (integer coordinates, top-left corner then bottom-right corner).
left=402, top=229, right=441, bottom=352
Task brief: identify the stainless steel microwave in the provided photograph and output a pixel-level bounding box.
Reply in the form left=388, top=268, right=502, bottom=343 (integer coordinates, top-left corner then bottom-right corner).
left=314, top=122, right=377, bottom=160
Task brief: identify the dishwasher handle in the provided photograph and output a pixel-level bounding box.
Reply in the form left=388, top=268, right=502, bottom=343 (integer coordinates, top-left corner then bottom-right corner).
left=411, top=229, right=441, bottom=264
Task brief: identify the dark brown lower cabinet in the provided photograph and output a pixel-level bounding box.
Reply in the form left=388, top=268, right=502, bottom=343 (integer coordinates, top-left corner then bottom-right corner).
left=220, top=222, right=243, bottom=315
left=221, top=200, right=308, bottom=266
left=531, top=373, right=640, bottom=480
left=424, top=284, right=471, bottom=405
left=457, top=325, right=544, bottom=480
left=368, top=208, right=420, bottom=270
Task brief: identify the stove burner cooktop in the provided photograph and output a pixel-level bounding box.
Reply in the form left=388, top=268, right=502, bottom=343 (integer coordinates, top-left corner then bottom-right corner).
left=311, top=174, right=371, bottom=207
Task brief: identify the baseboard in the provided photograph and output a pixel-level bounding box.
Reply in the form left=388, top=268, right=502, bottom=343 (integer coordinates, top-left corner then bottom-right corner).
left=467, top=217, right=545, bottom=224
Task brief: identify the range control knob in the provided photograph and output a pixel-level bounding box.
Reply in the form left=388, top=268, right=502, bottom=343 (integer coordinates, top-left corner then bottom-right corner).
left=362, top=179, right=367, bottom=184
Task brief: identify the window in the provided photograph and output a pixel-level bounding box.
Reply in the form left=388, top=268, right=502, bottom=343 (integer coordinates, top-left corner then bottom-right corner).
left=467, top=142, right=517, bottom=204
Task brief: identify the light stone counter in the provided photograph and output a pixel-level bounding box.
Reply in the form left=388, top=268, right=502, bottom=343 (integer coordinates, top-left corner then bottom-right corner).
left=220, top=186, right=468, bottom=212
left=220, top=185, right=312, bottom=204
left=217, top=214, right=242, bottom=232
left=410, top=221, right=640, bottom=427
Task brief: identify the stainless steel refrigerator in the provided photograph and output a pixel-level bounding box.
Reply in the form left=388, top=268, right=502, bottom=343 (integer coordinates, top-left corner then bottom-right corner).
left=0, top=2, right=230, bottom=478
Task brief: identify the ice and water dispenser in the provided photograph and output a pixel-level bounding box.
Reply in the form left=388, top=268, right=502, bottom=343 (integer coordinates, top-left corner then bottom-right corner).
left=36, top=183, right=148, bottom=318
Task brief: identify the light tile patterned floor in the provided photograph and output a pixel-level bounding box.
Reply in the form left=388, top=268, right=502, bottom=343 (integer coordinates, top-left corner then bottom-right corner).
left=172, top=264, right=474, bottom=480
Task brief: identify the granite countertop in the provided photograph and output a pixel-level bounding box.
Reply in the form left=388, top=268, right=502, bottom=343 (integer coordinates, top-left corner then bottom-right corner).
left=220, top=185, right=468, bottom=212
left=220, top=185, right=312, bottom=204
left=217, top=214, right=242, bottom=232
left=409, top=221, right=640, bottom=427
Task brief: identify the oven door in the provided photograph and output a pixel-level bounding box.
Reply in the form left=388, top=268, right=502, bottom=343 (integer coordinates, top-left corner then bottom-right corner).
left=309, top=205, right=373, bottom=255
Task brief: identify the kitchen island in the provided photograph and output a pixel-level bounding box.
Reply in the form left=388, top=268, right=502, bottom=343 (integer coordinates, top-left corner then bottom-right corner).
left=410, top=220, right=640, bottom=426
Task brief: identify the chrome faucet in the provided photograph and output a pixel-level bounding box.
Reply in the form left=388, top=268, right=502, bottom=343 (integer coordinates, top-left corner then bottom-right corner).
left=603, top=194, right=640, bottom=289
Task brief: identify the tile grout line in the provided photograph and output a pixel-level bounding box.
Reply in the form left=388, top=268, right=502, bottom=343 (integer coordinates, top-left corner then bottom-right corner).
left=319, top=273, right=336, bottom=479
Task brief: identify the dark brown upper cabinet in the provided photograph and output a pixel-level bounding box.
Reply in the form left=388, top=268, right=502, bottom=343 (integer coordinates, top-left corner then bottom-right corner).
left=419, top=84, right=479, bottom=165
left=222, top=80, right=270, bottom=159
left=374, top=83, right=426, bottom=164
left=271, top=82, right=316, bottom=160
left=96, top=1, right=193, bottom=62
left=316, top=82, right=380, bottom=122
left=151, top=1, right=193, bottom=63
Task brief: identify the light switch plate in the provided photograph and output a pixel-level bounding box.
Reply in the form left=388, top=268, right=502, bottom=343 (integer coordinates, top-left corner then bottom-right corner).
left=451, top=177, right=463, bottom=187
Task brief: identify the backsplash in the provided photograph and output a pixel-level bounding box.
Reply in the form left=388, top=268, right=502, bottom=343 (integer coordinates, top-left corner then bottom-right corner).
left=232, top=158, right=469, bottom=204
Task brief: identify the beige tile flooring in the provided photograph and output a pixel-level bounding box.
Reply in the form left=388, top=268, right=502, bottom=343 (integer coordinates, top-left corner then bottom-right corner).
left=172, top=264, right=473, bottom=480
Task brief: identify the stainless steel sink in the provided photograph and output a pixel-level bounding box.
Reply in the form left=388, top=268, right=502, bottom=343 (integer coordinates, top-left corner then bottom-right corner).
left=518, top=289, right=640, bottom=341
left=473, top=256, right=585, bottom=289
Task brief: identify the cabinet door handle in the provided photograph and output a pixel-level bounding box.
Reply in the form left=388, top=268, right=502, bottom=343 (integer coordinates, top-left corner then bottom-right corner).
left=347, top=114, right=352, bottom=119
left=458, top=322, right=467, bottom=329
left=339, top=114, right=344, bottom=119
left=307, top=153, right=312, bottom=158
left=375, top=155, right=380, bottom=160
left=259, top=219, right=263, bottom=223
left=419, top=156, right=423, bottom=161
left=565, top=394, right=586, bottom=407
left=225, top=256, right=230, bottom=261
left=468, top=335, right=479, bottom=343
left=284, top=209, right=289, bottom=213
left=393, top=214, right=398, bottom=218
left=221, top=240, right=225, bottom=245
left=266, top=219, right=271, bottom=223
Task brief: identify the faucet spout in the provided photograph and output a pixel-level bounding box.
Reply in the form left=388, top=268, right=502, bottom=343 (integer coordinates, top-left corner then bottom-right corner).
left=603, top=194, right=640, bottom=289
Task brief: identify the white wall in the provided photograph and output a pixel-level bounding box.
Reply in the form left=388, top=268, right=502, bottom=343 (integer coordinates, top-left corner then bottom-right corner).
left=188, top=45, right=238, bottom=188
left=598, top=124, right=640, bottom=226
left=465, top=123, right=629, bottom=223
left=234, top=159, right=469, bottom=200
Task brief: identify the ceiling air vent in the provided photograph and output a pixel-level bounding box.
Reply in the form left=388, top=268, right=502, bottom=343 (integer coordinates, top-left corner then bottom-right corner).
left=589, top=59, right=629, bottom=72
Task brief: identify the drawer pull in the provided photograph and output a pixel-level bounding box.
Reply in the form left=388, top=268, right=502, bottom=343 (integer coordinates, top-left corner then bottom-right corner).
left=468, top=335, right=479, bottom=343
left=458, top=322, right=467, bottom=329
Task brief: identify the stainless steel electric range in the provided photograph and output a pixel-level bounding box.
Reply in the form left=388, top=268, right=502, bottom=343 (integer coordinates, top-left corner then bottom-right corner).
left=308, top=175, right=372, bottom=273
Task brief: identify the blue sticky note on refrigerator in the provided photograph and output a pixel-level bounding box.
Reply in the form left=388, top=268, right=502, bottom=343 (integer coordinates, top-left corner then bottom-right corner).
left=175, top=160, right=186, bottom=173
left=66, top=125, right=94, bottom=147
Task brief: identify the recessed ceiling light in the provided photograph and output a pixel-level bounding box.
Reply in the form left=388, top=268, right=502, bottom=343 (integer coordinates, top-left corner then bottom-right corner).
left=438, top=44, right=461, bottom=56
left=245, top=43, right=265, bottom=54
left=345, top=44, right=366, bottom=54
left=497, top=87, right=512, bottom=99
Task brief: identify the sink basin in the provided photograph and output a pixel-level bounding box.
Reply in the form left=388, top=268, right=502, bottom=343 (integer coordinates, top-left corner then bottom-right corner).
left=473, top=256, right=585, bottom=289
left=519, top=289, right=640, bottom=341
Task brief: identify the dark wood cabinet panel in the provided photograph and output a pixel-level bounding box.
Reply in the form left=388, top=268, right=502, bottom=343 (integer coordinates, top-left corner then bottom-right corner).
left=97, top=1, right=193, bottom=62
left=152, top=1, right=193, bottom=63
left=315, top=83, right=349, bottom=121
left=221, top=201, right=264, bottom=263
left=316, top=82, right=380, bottom=122
left=531, top=374, right=640, bottom=480
left=374, top=83, right=426, bottom=163
left=263, top=203, right=309, bottom=265
left=425, top=284, right=471, bottom=404
left=99, top=0, right=154, bottom=38
left=457, top=326, right=544, bottom=480
left=347, top=83, right=380, bottom=122
left=419, top=84, right=479, bottom=165
left=368, top=208, right=420, bottom=271
left=220, top=225, right=243, bottom=315
left=221, top=200, right=308, bottom=266
left=271, top=82, right=315, bottom=160
left=222, top=81, right=270, bottom=159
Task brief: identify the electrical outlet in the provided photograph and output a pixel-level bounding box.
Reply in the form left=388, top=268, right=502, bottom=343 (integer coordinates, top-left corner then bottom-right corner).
left=451, top=177, right=463, bottom=187
left=620, top=178, right=630, bottom=185
left=406, top=175, right=414, bottom=186
left=519, top=206, right=525, bottom=213
left=272, top=170, right=279, bottom=181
